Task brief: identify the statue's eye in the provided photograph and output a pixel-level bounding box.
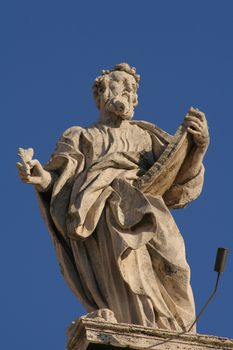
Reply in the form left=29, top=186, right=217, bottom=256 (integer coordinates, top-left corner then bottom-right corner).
left=110, top=83, right=117, bottom=91
left=98, top=86, right=105, bottom=94
left=124, top=80, right=132, bottom=92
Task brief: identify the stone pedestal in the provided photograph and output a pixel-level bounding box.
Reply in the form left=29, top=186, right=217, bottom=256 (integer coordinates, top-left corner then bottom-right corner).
left=67, top=318, right=233, bottom=350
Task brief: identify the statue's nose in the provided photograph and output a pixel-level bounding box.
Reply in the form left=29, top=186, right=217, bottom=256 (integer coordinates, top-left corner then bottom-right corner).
left=114, top=100, right=125, bottom=112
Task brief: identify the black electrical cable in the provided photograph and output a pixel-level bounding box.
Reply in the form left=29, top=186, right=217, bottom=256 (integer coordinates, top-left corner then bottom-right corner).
left=147, top=248, right=228, bottom=348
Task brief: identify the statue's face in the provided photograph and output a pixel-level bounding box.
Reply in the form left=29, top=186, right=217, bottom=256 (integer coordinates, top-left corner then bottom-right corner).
left=100, top=71, right=138, bottom=120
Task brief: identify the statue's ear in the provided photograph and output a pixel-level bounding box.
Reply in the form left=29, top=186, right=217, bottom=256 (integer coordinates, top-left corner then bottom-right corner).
left=95, top=96, right=101, bottom=110
left=98, top=80, right=107, bottom=94
left=93, top=75, right=110, bottom=110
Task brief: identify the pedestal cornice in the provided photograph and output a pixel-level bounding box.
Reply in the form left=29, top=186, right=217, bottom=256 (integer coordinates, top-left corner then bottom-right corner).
left=67, top=317, right=233, bottom=350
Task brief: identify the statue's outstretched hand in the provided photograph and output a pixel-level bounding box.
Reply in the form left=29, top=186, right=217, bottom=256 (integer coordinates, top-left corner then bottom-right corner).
left=184, top=107, right=210, bottom=150
left=17, top=148, right=53, bottom=191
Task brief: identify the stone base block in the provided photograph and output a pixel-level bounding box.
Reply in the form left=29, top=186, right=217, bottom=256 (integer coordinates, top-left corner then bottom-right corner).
left=67, top=318, right=233, bottom=350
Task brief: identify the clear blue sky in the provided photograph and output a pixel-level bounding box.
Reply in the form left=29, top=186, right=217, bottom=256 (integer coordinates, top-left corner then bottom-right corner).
left=1, top=1, right=232, bottom=348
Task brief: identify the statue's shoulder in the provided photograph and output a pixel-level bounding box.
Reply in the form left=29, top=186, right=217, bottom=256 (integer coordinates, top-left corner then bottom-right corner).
left=130, top=120, right=173, bottom=144
left=61, top=125, right=88, bottom=141
left=61, top=124, right=102, bottom=146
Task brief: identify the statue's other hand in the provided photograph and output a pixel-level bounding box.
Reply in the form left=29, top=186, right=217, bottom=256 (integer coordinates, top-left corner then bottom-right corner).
left=17, top=158, right=43, bottom=185
left=17, top=150, right=52, bottom=191
left=184, top=107, right=210, bottom=150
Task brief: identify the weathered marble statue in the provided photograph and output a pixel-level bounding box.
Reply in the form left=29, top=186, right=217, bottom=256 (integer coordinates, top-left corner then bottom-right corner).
left=17, top=63, right=209, bottom=333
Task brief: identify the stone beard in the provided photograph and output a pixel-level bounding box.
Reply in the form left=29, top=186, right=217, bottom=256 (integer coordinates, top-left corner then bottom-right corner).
left=18, top=63, right=209, bottom=333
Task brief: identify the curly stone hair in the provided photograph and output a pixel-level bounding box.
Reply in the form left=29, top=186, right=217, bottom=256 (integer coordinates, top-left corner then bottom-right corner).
left=92, top=63, right=140, bottom=110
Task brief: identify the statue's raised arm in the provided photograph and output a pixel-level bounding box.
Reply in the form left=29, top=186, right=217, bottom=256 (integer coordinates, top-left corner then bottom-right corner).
left=134, top=106, right=209, bottom=208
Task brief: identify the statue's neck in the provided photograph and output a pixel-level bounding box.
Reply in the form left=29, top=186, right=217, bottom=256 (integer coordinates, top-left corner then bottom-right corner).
left=99, top=111, right=129, bottom=128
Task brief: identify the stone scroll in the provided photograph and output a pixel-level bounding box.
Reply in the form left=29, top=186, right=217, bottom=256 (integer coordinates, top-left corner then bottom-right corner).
left=134, top=125, right=194, bottom=196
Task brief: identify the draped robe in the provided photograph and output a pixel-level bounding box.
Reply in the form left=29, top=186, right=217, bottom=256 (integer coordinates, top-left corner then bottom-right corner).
left=37, top=119, right=204, bottom=332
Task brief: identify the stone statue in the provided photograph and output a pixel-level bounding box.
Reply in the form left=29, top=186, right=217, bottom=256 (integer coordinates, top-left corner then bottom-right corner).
left=17, top=63, right=209, bottom=332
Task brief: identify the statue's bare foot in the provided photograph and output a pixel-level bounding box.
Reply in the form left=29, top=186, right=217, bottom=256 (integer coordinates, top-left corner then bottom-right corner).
left=84, top=308, right=117, bottom=323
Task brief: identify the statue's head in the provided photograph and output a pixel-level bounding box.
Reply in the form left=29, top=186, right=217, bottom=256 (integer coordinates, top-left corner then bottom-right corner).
left=93, top=63, right=140, bottom=120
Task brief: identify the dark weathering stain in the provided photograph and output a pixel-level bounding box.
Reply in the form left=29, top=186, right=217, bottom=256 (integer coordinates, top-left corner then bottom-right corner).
left=88, top=344, right=121, bottom=350
left=163, top=261, right=178, bottom=275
